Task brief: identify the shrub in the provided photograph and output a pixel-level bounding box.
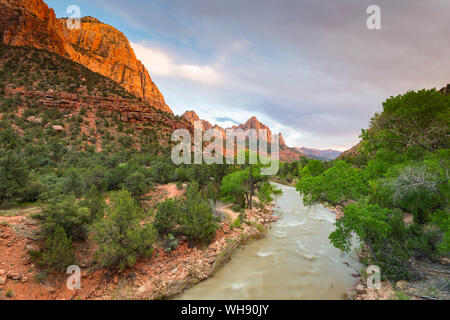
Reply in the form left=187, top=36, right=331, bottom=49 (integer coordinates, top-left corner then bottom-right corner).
left=122, top=171, right=152, bottom=200
left=41, top=225, right=75, bottom=271
left=35, top=195, right=90, bottom=240
left=92, top=190, right=157, bottom=270
left=82, top=185, right=105, bottom=222
left=181, top=183, right=218, bottom=246
left=155, top=198, right=181, bottom=236
left=0, top=152, right=30, bottom=207
left=231, top=204, right=241, bottom=213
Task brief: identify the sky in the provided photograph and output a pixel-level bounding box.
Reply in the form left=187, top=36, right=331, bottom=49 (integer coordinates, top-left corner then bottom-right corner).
left=47, top=0, right=450, bottom=151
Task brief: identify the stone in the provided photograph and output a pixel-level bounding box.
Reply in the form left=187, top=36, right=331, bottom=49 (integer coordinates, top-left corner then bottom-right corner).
left=52, top=125, right=64, bottom=132
left=7, top=271, right=20, bottom=280
left=396, top=280, right=408, bottom=290
left=26, top=116, right=43, bottom=124
left=47, top=287, right=55, bottom=293
left=356, top=284, right=366, bottom=294
left=0, top=269, right=5, bottom=276
left=0, top=275, right=6, bottom=285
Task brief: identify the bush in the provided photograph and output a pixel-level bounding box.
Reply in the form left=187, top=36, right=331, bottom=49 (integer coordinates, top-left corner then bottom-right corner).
left=231, top=204, right=241, bottom=213
left=35, top=195, right=90, bottom=240
left=181, top=183, right=218, bottom=246
left=122, top=171, right=152, bottom=200
left=92, top=190, right=157, bottom=270
left=182, top=200, right=218, bottom=246
left=82, top=185, right=105, bottom=222
left=0, top=152, right=30, bottom=207
left=155, top=198, right=181, bottom=236
left=41, top=225, right=75, bottom=271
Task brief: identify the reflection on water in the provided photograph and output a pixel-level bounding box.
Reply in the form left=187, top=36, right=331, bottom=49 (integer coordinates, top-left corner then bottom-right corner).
left=177, top=183, right=360, bottom=300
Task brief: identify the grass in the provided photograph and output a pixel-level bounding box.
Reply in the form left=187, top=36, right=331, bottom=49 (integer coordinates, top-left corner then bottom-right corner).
left=394, top=291, right=411, bottom=300
left=5, top=289, right=13, bottom=298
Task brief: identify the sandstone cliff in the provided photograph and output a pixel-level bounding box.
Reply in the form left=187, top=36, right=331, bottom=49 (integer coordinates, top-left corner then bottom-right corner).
left=0, top=0, right=171, bottom=113
left=0, top=0, right=66, bottom=55
left=182, top=110, right=213, bottom=131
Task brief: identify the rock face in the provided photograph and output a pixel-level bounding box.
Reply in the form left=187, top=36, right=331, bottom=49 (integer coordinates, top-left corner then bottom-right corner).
left=0, top=0, right=171, bottom=113
left=295, top=147, right=342, bottom=160
left=181, top=110, right=213, bottom=131
left=61, top=17, right=171, bottom=113
left=0, top=0, right=66, bottom=55
left=234, top=116, right=274, bottom=143
left=338, top=142, right=361, bottom=160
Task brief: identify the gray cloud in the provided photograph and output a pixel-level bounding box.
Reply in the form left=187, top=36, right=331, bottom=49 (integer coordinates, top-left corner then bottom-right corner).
left=90, top=0, right=450, bottom=149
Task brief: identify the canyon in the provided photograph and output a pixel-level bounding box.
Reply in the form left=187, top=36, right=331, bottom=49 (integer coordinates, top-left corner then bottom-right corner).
left=0, top=0, right=342, bottom=161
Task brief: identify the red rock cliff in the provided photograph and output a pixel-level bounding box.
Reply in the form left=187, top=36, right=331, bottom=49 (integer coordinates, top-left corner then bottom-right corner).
left=0, top=0, right=171, bottom=113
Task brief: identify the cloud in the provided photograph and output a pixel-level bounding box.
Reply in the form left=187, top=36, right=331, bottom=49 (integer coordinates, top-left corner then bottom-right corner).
left=215, top=117, right=240, bottom=125
left=131, top=42, right=223, bottom=85
left=88, top=0, right=450, bottom=150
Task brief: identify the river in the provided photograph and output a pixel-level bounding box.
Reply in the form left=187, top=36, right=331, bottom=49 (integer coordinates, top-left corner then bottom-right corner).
left=177, top=183, right=360, bottom=300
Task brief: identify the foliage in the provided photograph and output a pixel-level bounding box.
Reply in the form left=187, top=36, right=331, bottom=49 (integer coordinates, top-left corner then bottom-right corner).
left=258, top=182, right=282, bottom=207
left=0, top=152, right=30, bottom=207
left=296, top=161, right=368, bottom=206
left=35, top=195, right=90, bottom=240
left=154, top=198, right=182, bottom=236
left=41, top=225, right=75, bottom=271
left=81, top=185, right=105, bottom=222
left=294, top=88, right=450, bottom=281
left=91, top=190, right=157, bottom=270
left=181, top=182, right=218, bottom=245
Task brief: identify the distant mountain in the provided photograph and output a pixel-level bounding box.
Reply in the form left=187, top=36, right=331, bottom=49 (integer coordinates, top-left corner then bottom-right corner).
left=180, top=111, right=308, bottom=162
left=295, top=147, right=342, bottom=161
left=181, top=110, right=213, bottom=131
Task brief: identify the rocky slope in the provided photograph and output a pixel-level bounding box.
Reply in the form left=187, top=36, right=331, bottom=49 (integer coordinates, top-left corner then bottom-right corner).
left=295, top=147, right=341, bottom=160
left=181, top=110, right=213, bottom=131
left=0, top=0, right=171, bottom=112
left=180, top=110, right=307, bottom=162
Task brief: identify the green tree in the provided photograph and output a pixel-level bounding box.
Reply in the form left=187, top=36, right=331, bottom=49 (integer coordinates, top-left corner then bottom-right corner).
left=181, top=182, right=218, bottom=245
left=299, top=159, right=325, bottom=177
left=92, top=190, right=157, bottom=270
left=0, top=152, right=30, bottom=207
left=155, top=198, right=181, bottom=236
left=296, top=161, right=368, bottom=206
left=35, top=195, right=90, bottom=240
left=122, top=171, right=152, bottom=200
left=258, top=182, right=282, bottom=207
left=42, top=225, right=75, bottom=271
left=82, top=185, right=106, bottom=222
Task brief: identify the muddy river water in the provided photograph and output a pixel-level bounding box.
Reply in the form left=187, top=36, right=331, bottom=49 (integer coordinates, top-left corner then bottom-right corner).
left=177, top=183, right=360, bottom=300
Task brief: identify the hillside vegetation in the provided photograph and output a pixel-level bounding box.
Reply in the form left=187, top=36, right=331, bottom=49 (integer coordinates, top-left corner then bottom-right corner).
left=0, top=44, right=281, bottom=279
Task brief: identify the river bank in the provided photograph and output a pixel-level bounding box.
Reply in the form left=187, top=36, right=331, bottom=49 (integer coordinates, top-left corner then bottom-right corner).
left=0, top=183, right=278, bottom=300
left=177, top=183, right=360, bottom=300
left=325, top=203, right=450, bottom=300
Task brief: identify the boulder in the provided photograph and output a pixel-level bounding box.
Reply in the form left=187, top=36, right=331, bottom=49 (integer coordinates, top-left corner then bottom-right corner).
left=356, top=284, right=366, bottom=294
left=52, top=125, right=64, bottom=132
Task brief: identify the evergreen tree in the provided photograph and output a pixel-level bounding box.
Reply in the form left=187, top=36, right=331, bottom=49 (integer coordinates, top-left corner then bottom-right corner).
left=42, top=225, right=75, bottom=271
left=92, top=190, right=157, bottom=270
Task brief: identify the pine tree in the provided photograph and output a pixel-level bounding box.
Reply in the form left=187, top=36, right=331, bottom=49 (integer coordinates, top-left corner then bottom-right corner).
left=92, top=190, right=157, bottom=270
left=83, top=185, right=105, bottom=222
left=42, top=225, right=75, bottom=271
